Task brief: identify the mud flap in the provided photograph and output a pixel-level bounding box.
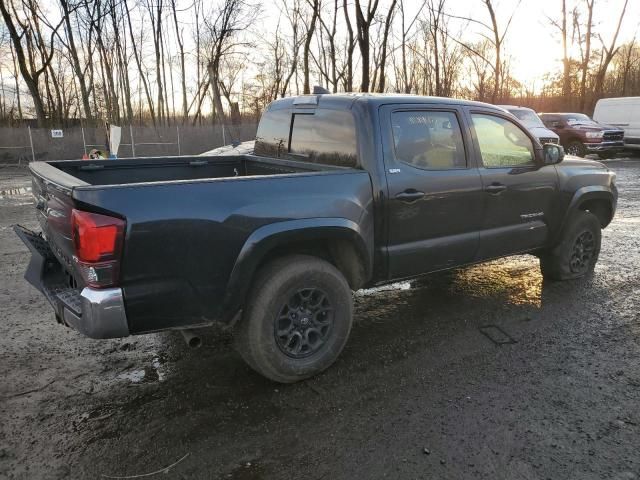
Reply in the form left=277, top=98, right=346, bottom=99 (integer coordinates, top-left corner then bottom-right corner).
left=13, top=225, right=55, bottom=293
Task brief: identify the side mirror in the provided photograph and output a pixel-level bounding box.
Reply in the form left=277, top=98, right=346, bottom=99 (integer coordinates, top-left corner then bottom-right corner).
left=543, top=143, right=565, bottom=165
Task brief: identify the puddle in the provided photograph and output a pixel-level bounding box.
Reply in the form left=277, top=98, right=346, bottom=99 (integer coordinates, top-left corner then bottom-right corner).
left=357, top=281, right=412, bottom=297
left=117, top=356, right=166, bottom=384
left=226, top=461, right=266, bottom=479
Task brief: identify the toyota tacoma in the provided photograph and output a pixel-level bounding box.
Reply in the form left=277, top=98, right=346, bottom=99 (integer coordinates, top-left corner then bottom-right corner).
left=15, top=94, right=618, bottom=382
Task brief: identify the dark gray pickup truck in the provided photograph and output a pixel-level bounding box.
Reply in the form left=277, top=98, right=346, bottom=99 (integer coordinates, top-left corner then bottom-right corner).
left=15, top=94, right=618, bottom=382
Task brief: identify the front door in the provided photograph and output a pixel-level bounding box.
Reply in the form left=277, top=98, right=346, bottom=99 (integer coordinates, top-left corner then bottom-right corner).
left=465, top=109, right=560, bottom=260
left=382, top=106, right=484, bottom=279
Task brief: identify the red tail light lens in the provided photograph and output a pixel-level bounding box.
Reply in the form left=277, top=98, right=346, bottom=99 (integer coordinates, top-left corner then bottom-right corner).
left=71, top=209, right=125, bottom=288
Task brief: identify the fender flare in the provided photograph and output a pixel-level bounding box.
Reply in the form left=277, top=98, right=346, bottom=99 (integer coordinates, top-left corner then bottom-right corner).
left=221, top=218, right=372, bottom=322
left=554, top=186, right=615, bottom=242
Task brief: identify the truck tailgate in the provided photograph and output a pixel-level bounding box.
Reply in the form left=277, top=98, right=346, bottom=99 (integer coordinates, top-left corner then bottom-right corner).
left=30, top=162, right=88, bottom=285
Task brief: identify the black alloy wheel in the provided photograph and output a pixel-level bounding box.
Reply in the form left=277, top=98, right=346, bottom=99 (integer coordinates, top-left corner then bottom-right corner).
left=275, top=288, right=334, bottom=358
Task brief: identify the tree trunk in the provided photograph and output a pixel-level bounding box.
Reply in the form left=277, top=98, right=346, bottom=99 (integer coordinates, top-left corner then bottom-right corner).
left=0, top=0, right=48, bottom=126
left=124, top=0, right=156, bottom=126
left=343, top=0, right=355, bottom=92
left=354, top=0, right=379, bottom=92
left=578, top=0, right=594, bottom=112
left=170, top=0, right=188, bottom=123
left=303, top=0, right=319, bottom=94
left=561, top=0, right=571, bottom=102
left=61, top=0, right=92, bottom=121
left=376, top=0, right=397, bottom=92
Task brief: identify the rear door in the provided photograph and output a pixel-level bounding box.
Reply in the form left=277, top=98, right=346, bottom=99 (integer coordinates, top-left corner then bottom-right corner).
left=465, top=109, right=560, bottom=260
left=381, top=105, right=484, bottom=279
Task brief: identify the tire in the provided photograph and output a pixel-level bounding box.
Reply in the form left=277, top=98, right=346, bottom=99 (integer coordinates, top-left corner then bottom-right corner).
left=540, top=211, right=601, bottom=281
left=235, top=254, right=353, bottom=383
left=566, top=140, right=586, bottom=157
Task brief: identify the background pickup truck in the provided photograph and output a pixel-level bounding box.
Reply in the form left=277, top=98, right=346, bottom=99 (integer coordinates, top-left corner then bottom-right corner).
left=16, top=94, right=618, bottom=383
left=539, top=112, right=625, bottom=159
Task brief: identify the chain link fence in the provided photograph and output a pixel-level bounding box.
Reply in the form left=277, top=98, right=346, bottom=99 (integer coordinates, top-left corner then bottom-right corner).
left=0, top=123, right=258, bottom=165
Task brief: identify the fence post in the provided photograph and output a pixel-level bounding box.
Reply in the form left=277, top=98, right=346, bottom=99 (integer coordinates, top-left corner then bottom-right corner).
left=28, top=126, right=35, bottom=163
left=129, top=125, right=136, bottom=157
left=81, top=127, right=87, bottom=156
left=176, top=125, right=181, bottom=156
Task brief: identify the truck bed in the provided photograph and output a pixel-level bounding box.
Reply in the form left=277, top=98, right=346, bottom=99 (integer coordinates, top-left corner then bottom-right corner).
left=44, top=154, right=326, bottom=187
left=25, top=154, right=374, bottom=335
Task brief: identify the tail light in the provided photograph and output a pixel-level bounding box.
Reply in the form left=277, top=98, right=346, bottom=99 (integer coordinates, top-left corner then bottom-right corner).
left=71, top=209, right=125, bottom=288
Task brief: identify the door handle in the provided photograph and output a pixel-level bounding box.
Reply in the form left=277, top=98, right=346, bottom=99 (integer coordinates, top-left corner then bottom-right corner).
left=485, top=183, right=507, bottom=195
left=395, top=189, right=425, bottom=203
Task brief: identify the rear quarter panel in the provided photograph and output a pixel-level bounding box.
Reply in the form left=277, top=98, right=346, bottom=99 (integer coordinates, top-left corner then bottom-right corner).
left=71, top=170, right=374, bottom=333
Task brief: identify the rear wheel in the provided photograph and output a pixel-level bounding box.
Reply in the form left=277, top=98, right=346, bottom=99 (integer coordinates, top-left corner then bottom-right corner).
left=235, top=255, right=353, bottom=383
left=566, top=140, right=586, bottom=157
left=540, top=211, right=601, bottom=281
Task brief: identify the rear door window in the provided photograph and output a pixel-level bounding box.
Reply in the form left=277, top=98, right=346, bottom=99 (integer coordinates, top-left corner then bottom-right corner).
left=288, top=110, right=358, bottom=167
left=391, top=110, right=467, bottom=169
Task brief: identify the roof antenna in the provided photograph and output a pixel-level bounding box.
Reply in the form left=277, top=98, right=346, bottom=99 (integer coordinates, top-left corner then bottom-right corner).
left=313, top=85, right=331, bottom=94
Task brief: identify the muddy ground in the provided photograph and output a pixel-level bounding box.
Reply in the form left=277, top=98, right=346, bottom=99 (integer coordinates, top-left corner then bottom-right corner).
left=1, top=159, right=639, bottom=480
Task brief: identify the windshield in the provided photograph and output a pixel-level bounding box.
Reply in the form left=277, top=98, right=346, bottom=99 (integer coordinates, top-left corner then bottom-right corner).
left=565, top=114, right=598, bottom=126
left=508, top=109, right=545, bottom=128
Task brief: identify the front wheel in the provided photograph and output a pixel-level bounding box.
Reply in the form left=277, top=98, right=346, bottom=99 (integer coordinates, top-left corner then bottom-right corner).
left=540, top=211, right=601, bottom=281
left=566, top=140, right=586, bottom=157
left=235, top=255, right=353, bottom=383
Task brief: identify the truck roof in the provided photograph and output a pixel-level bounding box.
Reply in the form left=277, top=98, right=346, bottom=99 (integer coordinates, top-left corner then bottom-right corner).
left=266, top=93, right=507, bottom=113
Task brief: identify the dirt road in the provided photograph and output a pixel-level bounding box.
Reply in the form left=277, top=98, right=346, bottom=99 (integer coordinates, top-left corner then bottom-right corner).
left=1, top=160, right=639, bottom=479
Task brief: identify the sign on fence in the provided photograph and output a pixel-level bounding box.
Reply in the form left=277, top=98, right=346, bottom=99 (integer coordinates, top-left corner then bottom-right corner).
left=51, top=129, right=64, bottom=138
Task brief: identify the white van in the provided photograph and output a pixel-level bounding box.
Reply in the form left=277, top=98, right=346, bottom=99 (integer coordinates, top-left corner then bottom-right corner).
left=593, top=97, right=640, bottom=151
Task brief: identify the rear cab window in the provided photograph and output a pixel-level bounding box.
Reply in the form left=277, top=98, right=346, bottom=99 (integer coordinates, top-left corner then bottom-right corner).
left=254, top=108, right=290, bottom=157
left=255, top=106, right=358, bottom=168
left=289, top=110, right=358, bottom=167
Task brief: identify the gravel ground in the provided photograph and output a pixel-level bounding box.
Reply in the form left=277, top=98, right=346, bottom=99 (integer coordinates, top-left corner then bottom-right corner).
left=0, top=159, right=639, bottom=479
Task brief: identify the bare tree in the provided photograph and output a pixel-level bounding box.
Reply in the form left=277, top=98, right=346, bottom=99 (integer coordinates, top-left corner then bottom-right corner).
left=123, top=0, right=156, bottom=126
left=0, top=0, right=65, bottom=126
left=575, top=0, right=594, bottom=111
left=591, top=0, right=629, bottom=106
left=355, top=0, right=379, bottom=92
left=170, top=0, right=188, bottom=123
left=302, top=0, right=319, bottom=94
left=280, top=0, right=304, bottom=97
left=318, top=0, right=339, bottom=92
left=445, top=0, right=520, bottom=102
left=342, top=0, right=356, bottom=91
left=375, top=0, right=397, bottom=92
left=203, top=0, right=257, bottom=128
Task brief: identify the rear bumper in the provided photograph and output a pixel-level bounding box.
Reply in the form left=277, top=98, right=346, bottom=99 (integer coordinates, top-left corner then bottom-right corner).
left=13, top=225, right=130, bottom=339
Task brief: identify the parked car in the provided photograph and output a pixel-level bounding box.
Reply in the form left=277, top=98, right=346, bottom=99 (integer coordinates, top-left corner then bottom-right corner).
left=539, top=112, right=625, bottom=158
left=15, top=94, right=617, bottom=383
left=498, top=105, right=560, bottom=145
left=593, top=97, right=640, bottom=152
